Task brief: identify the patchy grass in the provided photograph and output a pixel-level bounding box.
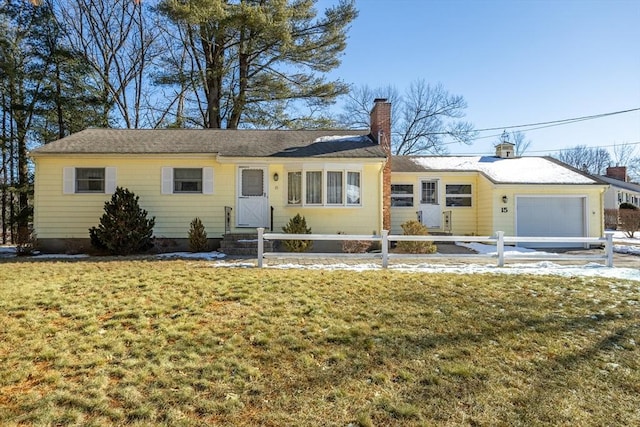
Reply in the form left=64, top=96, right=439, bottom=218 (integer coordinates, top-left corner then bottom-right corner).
left=0, top=259, right=638, bottom=426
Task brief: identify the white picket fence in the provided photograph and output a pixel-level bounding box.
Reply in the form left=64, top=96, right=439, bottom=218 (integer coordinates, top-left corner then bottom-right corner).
left=256, top=228, right=615, bottom=268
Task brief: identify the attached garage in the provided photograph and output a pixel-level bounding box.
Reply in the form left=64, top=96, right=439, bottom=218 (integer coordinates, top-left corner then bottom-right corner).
left=516, top=196, right=587, bottom=248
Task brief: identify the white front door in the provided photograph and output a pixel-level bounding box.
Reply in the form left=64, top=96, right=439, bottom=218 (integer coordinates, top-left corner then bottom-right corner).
left=420, top=179, right=441, bottom=228
left=237, top=166, right=269, bottom=228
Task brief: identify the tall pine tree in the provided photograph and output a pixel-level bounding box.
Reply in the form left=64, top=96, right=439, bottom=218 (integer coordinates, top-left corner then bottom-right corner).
left=156, top=0, right=357, bottom=129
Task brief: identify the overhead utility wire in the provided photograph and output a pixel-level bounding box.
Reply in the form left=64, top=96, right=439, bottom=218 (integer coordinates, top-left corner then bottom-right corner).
left=436, top=107, right=640, bottom=149
left=472, top=107, right=640, bottom=133
left=452, top=115, right=610, bottom=145
left=524, top=140, right=640, bottom=154
left=449, top=140, right=640, bottom=156
left=422, top=107, right=640, bottom=139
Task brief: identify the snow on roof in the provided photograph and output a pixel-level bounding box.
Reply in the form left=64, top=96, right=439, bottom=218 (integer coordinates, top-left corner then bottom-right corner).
left=314, top=135, right=371, bottom=143
left=409, top=156, right=598, bottom=184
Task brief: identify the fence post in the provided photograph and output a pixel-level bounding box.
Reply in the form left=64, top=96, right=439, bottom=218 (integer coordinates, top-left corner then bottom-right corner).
left=381, top=230, right=389, bottom=269
left=496, top=231, right=505, bottom=267
left=257, top=227, right=264, bottom=268
left=604, top=231, right=614, bottom=268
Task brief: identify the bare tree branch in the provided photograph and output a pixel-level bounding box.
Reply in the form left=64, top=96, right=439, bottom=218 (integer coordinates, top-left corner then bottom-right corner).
left=339, top=79, right=475, bottom=155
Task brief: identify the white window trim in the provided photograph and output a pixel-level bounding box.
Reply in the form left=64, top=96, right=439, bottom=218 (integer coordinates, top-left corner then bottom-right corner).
left=420, top=179, right=440, bottom=205
left=286, top=171, right=303, bottom=205
left=162, top=167, right=214, bottom=195
left=286, top=167, right=363, bottom=207
left=304, top=170, right=323, bottom=205
left=391, top=183, right=415, bottom=207
left=445, top=184, right=473, bottom=207
left=63, top=167, right=116, bottom=194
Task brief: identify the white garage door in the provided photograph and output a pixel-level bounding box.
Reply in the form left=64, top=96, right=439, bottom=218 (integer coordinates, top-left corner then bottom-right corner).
left=516, top=196, right=586, bottom=248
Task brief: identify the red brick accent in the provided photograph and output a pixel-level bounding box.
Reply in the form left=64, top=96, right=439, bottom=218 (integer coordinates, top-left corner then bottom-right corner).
left=606, top=166, right=627, bottom=182
left=370, top=99, right=392, bottom=232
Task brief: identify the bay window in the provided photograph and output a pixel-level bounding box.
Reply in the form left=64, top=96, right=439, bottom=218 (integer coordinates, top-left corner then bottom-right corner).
left=327, top=171, right=343, bottom=204
left=306, top=171, right=322, bottom=204
left=287, top=171, right=302, bottom=204
left=346, top=172, right=361, bottom=204
left=287, top=168, right=361, bottom=206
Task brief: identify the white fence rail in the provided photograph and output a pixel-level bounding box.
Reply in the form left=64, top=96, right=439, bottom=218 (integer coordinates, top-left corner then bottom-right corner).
left=256, top=228, right=615, bottom=268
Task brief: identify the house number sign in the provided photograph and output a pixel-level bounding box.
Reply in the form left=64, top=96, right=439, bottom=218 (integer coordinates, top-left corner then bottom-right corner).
left=501, top=207, right=508, bottom=213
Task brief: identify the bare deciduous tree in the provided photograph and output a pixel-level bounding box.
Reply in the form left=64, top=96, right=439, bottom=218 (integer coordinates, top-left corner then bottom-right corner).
left=56, top=0, right=161, bottom=128
left=554, top=145, right=611, bottom=175
left=340, top=79, right=475, bottom=155
left=612, top=142, right=640, bottom=182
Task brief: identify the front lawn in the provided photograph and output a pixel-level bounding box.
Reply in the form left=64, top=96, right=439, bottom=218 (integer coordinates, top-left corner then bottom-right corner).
left=0, top=260, right=638, bottom=426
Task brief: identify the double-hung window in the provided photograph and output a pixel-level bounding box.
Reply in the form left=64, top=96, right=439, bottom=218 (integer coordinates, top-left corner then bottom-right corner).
left=63, top=167, right=116, bottom=194
left=162, top=167, right=214, bottom=195
left=445, top=184, right=472, bottom=207
left=76, top=168, right=105, bottom=193
left=174, top=168, right=202, bottom=193
left=287, top=168, right=361, bottom=206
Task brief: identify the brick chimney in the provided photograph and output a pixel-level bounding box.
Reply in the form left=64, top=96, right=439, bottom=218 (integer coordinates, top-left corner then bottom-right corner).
left=370, top=98, right=392, bottom=232
left=606, top=166, right=628, bottom=182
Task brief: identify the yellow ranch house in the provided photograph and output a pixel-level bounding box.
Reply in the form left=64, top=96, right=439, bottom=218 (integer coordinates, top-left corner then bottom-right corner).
left=30, top=100, right=608, bottom=252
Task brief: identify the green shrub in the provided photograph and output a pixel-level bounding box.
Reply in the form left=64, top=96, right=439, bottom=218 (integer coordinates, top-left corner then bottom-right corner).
left=188, top=217, right=209, bottom=252
left=89, top=187, right=155, bottom=255
left=396, top=220, right=437, bottom=254
left=281, top=214, right=312, bottom=252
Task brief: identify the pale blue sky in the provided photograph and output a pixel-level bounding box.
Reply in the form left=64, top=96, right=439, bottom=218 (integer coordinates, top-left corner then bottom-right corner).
left=320, top=0, right=640, bottom=156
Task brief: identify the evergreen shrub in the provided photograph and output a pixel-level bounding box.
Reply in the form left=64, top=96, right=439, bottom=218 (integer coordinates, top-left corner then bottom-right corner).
left=89, top=187, right=155, bottom=255
left=188, top=217, right=209, bottom=252
left=282, top=214, right=312, bottom=252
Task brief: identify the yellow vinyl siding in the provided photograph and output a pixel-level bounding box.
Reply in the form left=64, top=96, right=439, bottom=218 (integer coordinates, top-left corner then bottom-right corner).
left=441, top=174, right=477, bottom=235
left=390, top=171, right=605, bottom=239
left=270, top=163, right=382, bottom=235
left=389, top=173, right=419, bottom=234
left=390, top=172, right=478, bottom=235
left=34, top=156, right=228, bottom=239
left=33, top=156, right=384, bottom=239
left=491, top=185, right=605, bottom=237
left=476, top=177, right=496, bottom=236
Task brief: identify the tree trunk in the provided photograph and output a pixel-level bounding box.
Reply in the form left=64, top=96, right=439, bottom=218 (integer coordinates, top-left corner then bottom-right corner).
left=200, top=26, right=224, bottom=129
left=228, top=27, right=249, bottom=130
left=55, top=61, right=66, bottom=139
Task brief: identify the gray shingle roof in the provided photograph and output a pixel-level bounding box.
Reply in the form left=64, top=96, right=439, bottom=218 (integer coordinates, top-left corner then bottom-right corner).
left=596, top=175, right=640, bottom=193
left=30, top=128, right=387, bottom=159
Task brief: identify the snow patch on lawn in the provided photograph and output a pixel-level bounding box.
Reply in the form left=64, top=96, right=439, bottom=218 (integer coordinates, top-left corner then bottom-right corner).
left=208, top=260, right=640, bottom=282
left=455, top=242, right=559, bottom=257
left=157, top=251, right=227, bottom=260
